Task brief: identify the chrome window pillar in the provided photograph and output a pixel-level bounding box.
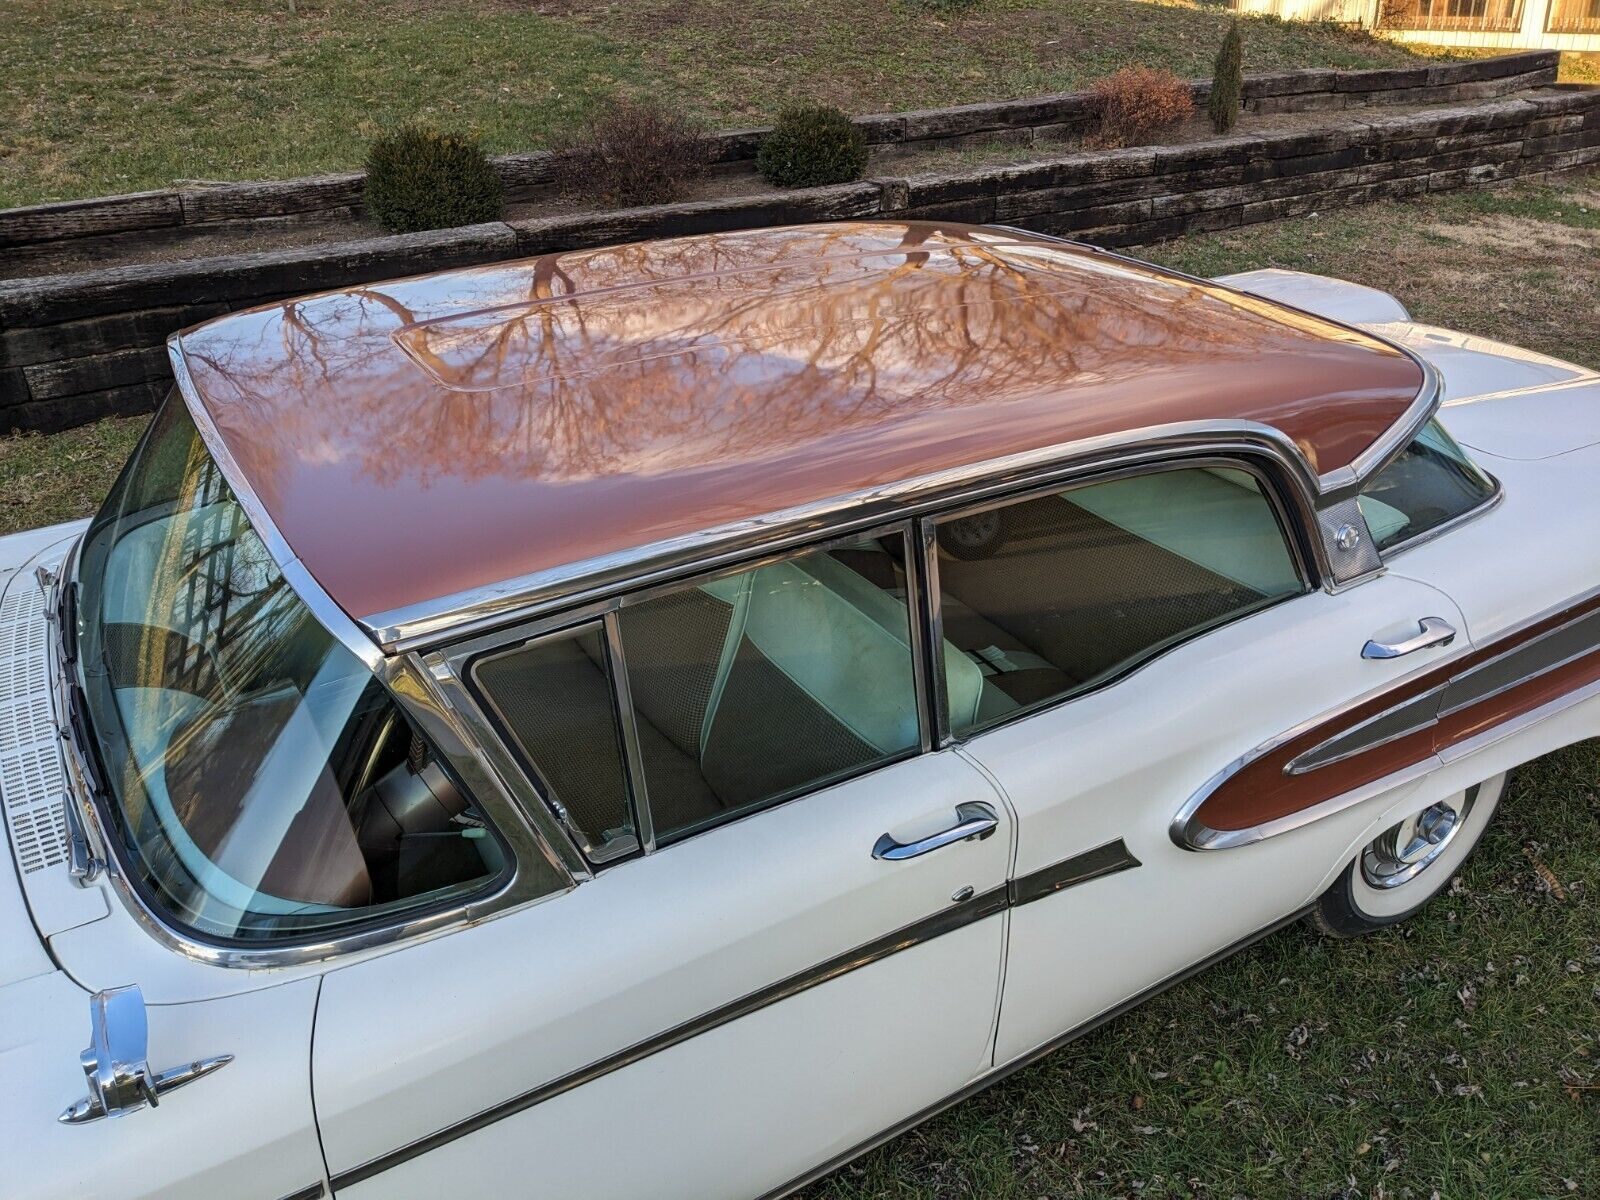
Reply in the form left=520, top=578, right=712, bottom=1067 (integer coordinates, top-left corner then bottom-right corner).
left=604, top=610, right=656, bottom=854
left=913, top=518, right=953, bottom=750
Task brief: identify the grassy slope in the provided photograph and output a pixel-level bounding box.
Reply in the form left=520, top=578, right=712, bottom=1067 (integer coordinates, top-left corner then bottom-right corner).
left=806, top=171, right=1600, bottom=1198
left=0, top=0, right=1422, bottom=207
left=0, top=171, right=1594, bottom=1200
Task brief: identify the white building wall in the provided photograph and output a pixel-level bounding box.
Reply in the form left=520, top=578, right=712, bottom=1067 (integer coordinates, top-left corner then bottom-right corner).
left=1233, top=0, right=1600, bottom=51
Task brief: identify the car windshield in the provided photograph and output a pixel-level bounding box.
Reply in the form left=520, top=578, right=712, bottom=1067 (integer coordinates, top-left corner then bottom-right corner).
left=72, top=395, right=506, bottom=942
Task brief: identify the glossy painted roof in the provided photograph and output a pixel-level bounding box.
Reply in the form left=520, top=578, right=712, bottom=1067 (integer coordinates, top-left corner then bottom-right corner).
left=172, top=221, right=1424, bottom=629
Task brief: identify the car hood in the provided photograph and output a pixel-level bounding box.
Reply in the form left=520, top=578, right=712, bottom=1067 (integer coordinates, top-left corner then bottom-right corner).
left=1214, top=270, right=1600, bottom=462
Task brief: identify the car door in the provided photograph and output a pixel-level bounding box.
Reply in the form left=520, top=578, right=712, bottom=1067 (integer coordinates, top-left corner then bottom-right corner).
left=312, top=528, right=1012, bottom=1200
left=920, top=456, right=1469, bottom=1064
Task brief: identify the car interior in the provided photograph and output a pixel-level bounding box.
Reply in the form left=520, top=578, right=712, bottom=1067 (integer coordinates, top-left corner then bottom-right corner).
left=476, top=465, right=1307, bottom=863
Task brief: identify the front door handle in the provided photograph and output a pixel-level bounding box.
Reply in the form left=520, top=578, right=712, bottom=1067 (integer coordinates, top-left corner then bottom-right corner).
left=873, top=802, right=998, bottom=861
left=1362, top=616, right=1457, bottom=660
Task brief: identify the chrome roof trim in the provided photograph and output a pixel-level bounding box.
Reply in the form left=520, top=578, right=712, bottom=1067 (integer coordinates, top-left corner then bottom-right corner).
left=996, top=228, right=1446, bottom=500
left=172, top=232, right=1441, bottom=659
left=366, top=420, right=1330, bottom=652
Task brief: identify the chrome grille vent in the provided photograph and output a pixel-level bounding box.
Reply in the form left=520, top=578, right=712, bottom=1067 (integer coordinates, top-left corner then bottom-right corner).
left=0, top=584, right=69, bottom=873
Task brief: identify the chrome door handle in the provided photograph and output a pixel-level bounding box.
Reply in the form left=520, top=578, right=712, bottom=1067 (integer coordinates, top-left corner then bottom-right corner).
left=1362, top=617, right=1456, bottom=660
left=873, top=802, right=998, bottom=861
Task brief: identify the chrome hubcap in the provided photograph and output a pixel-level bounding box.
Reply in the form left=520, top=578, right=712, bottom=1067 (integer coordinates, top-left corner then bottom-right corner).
left=1361, top=788, right=1476, bottom=890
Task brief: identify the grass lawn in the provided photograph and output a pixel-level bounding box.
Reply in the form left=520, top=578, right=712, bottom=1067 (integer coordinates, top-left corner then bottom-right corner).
left=0, top=0, right=1427, bottom=208
left=1, top=171, right=1595, bottom=1197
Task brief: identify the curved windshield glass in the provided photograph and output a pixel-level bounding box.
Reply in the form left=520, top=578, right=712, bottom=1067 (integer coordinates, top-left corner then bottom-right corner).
left=73, top=396, right=507, bottom=942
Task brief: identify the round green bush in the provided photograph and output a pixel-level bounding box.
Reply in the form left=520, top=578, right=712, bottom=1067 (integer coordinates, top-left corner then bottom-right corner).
left=364, top=123, right=504, bottom=234
left=756, top=105, right=869, bottom=189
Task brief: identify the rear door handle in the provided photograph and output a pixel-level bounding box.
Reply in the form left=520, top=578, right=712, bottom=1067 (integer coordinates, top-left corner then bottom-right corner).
left=1362, top=616, right=1456, bottom=660
left=873, top=802, right=998, bottom=861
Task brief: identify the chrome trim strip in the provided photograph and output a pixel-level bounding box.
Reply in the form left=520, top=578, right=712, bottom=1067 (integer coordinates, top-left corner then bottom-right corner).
left=759, top=904, right=1313, bottom=1200
left=274, top=1185, right=325, bottom=1200
left=1284, top=685, right=1448, bottom=776
left=329, top=884, right=1011, bottom=1191
left=367, top=423, right=1332, bottom=651
left=604, top=610, right=656, bottom=854
left=1186, top=672, right=1600, bottom=852
left=896, top=523, right=937, bottom=756
left=1439, top=606, right=1600, bottom=718
left=1009, top=838, right=1141, bottom=906
left=1171, top=585, right=1600, bottom=857
left=916, top=518, right=953, bottom=750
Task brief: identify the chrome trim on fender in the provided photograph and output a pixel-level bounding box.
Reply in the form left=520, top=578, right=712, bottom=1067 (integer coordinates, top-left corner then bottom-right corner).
left=1175, top=588, right=1600, bottom=850
left=329, top=883, right=1012, bottom=1191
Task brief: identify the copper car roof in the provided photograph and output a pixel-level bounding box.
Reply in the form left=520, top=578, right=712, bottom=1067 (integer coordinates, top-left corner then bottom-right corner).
left=171, top=221, right=1425, bottom=637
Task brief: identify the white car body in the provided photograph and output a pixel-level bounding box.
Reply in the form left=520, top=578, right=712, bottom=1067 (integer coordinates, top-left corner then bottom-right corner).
left=3, top=245, right=1597, bottom=1200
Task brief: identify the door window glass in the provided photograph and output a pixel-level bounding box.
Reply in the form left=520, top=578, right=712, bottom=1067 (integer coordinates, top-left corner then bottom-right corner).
left=933, top=465, right=1306, bottom=736
left=616, top=535, right=925, bottom=844
left=473, top=624, right=639, bottom=864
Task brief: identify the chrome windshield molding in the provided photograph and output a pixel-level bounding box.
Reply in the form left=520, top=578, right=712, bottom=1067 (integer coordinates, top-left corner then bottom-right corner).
left=50, top=586, right=559, bottom=969
left=168, top=340, right=383, bottom=673
left=366, top=421, right=1330, bottom=653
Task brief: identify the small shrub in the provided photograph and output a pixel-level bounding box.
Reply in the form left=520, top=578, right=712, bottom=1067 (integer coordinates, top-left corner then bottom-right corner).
left=1088, top=66, right=1196, bottom=149
left=757, top=105, right=869, bottom=189
left=364, top=123, right=504, bottom=234
left=1209, top=20, right=1245, bottom=134
left=552, top=98, right=713, bottom=208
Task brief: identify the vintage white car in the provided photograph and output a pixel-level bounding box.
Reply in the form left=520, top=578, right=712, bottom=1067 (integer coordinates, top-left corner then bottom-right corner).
left=3, top=222, right=1596, bottom=1200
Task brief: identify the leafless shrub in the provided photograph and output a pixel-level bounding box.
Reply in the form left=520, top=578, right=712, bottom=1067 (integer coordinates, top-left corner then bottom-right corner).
left=551, top=97, right=714, bottom=208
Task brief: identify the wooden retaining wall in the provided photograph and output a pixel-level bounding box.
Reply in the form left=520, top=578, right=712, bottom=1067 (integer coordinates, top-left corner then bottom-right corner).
left=2, top=57, right=1596, bottom=432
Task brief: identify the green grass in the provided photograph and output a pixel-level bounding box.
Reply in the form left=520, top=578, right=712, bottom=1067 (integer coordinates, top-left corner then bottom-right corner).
left=0, top=0, right=1426, bottom=207
left=1, top=167, right=1596, bottom=1200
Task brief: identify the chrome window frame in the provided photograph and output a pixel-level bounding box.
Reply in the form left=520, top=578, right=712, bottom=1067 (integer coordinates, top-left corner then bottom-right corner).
left=433, top=521, right=931, bottom=869
left=467, top=619, right=646, bottom=867
left=916, top=451, right=1319, bottom=749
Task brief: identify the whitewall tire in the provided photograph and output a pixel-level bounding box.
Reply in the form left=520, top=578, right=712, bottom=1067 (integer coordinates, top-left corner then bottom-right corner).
left=1312, top=772, right=1507, bottom=937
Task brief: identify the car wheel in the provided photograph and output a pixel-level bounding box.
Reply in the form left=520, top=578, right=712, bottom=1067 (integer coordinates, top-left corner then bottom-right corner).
left=938, top=510, right=1008, bottom=560
left=1310, top=771, right=1507, bottom=937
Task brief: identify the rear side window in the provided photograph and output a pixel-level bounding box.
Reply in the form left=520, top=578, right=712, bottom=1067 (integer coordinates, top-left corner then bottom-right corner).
left=616, top=535, right=924, bottom=843
left=1358, top=419, right=1496, bottom=551
left=932, top=464, right=1306, bottom=736
left=471, top=533, right=940, bottom=860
